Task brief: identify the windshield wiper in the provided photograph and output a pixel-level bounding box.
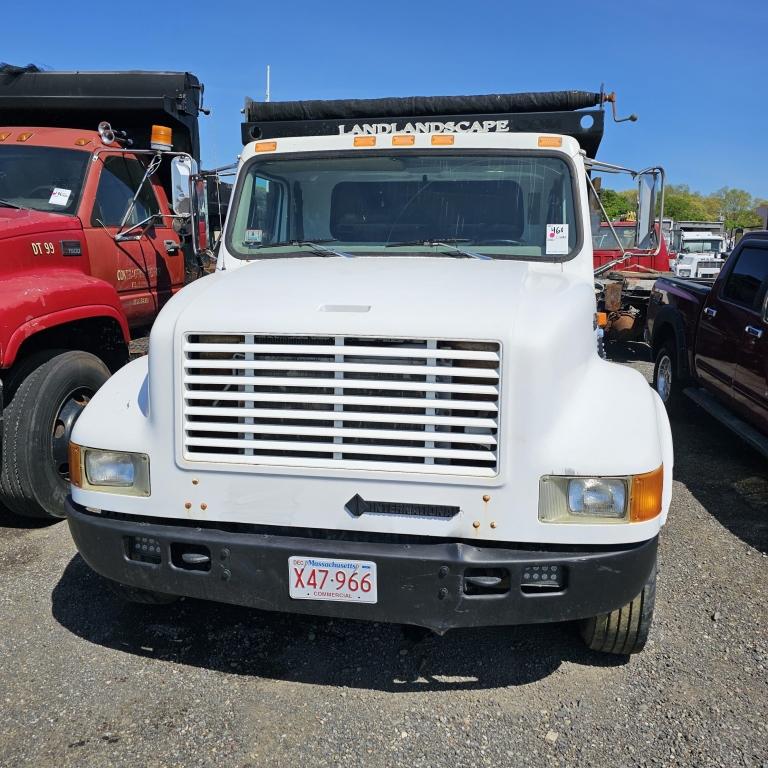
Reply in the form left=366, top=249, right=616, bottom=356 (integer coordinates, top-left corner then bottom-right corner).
left=252, top=239, right=354, bottom=259
left=385, top=237, right=490, bottom=260
left=0, top=199, right=24, bottom=210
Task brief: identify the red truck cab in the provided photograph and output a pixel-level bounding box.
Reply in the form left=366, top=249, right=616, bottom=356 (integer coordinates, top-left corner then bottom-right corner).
left=0, top=69, right=205, bottom=519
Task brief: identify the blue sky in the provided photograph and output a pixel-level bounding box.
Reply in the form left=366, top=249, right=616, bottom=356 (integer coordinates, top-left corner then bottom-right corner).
left=4, top=0, right=767, bottom=198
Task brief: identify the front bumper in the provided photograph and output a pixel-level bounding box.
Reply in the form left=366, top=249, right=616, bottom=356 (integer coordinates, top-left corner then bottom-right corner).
left=67, top=500, right=657, bottom=633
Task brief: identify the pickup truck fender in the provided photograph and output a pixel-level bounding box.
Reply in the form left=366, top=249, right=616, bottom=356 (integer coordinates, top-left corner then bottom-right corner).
left=649, top=303, right=693, bottom=380
left=0, top=270, right=130, bottom=368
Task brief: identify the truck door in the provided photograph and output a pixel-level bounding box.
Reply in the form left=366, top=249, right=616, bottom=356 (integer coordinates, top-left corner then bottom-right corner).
left=694, top=278, right=739, bottom=403
left=140, top=175, right=183, bottom=309
left=84, top=154, right=158, bottom=328
left=727, top=242, right=768, bottom=433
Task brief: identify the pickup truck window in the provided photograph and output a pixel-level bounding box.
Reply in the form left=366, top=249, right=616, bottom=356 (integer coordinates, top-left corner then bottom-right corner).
left=722, top=245, right=768, bottom=311
left=228, top=152, right=578, bottom=260
left=91, top=155, right=160, bottom=228
left=0, top=145, right=88, bottom=215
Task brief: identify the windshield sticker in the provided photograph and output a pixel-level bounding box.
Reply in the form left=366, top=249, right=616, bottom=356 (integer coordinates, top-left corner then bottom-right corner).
left=49, top=188, right=72, bottom=206
left=244, top=229, right=263, bottom=243
left=546, top=224, right=569, bottom=255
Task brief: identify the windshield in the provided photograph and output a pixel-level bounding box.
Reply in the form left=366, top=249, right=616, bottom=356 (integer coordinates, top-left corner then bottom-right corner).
left=227, top=152, right=578, bottom=260
left=591, top=224, right=636, bottom=251
left=681, top=239, right=722, bottom=253
left=0, top=146, right=89, bottom=215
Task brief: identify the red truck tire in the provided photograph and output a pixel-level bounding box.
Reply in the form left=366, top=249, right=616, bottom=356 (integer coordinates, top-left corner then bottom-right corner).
left=0, top=350, right=110, bottom=519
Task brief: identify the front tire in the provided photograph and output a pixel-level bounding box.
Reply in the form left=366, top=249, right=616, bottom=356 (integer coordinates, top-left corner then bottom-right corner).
left=0, top=351, right=110, bottom=519
left=580, top=566, right=656, bottom=655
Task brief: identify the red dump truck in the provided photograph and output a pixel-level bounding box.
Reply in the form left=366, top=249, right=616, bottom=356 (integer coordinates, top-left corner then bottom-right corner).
left=0, top=67, right=207, bottom=519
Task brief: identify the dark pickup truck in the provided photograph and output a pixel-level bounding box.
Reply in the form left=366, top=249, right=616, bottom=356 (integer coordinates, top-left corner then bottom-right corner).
left=647, top=231, right=768, bottom=457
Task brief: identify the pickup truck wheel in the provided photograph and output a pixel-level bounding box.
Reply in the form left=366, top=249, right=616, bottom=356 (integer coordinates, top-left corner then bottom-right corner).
left=653, top=343, right=682, bottom=414
left=580, top=565, right=656, bottom=655
left=0, top=351, right=110, bottom=519
left=107, top=580, right=179, bottom=605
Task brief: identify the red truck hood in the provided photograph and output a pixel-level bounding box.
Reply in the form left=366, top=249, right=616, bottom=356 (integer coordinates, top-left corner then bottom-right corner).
left=0, top=207, right=82, bottom=240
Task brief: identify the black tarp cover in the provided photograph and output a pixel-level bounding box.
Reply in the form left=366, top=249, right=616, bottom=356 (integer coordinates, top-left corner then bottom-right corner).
left=246, top=91, right=603, bottom=123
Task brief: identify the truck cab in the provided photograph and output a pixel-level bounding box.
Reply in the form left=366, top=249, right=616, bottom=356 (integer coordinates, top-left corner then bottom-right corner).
left=0, top=69, right=205, bottom=519
left=67, top=90, right=673, bottom=655
left=649, top=231, right=768, bottom=448
left=670, top=231, right=726, bottom=279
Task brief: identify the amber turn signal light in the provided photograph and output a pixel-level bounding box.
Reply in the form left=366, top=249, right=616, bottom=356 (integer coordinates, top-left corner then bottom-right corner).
left=629, top=465, right=663, bottom=522
left=69, top=443, right=83, bottom=488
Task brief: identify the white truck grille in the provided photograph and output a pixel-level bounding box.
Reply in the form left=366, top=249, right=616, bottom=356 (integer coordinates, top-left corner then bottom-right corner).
left=182, top=334, right=501, bottom=477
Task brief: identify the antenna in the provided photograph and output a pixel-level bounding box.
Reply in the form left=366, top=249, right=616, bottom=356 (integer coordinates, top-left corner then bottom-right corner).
left=265, top=64, right=271, bottom=103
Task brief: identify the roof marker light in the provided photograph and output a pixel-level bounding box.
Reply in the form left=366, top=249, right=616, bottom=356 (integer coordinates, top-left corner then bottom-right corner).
left=255, top=141, right=277, bottom=152
left=74, top=138, right=90, bottom=146
left=0, top=132, right=10, bottom=142
left=431, top=135, right=455, bottom=145
left=353, top=136, right=376, bottom=147
left=16, top=132, right=33, bottom=142
left=392, top=135, right=415, bottom=146
left=538, top=136, right=562, bottom=148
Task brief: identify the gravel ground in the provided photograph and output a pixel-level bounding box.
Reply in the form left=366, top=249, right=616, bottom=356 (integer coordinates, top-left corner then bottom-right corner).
left=0, top=349, right=766, bottom=768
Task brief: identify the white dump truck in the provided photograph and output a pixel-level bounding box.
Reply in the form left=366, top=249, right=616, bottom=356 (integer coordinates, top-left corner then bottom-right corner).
left=67, top=90, right=673, bottom=654
left=670, top=229, right=727, bottom=279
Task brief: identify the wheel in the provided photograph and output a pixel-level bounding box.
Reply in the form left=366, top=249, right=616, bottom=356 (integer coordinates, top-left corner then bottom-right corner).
left=107, top=580, right=179, bottom=605
left=653, top=341, right=683, bottom=415
left=0, top=350, right=110, bottom=519
left=580, top=565, right=656, bottom=655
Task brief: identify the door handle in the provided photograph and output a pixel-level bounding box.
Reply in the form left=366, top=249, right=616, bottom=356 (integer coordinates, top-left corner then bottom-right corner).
left=164, top=239, right=180, bottom=254
left=745, top=325, right=764, bottom=339
left=704, top=307, right=718, bottom=319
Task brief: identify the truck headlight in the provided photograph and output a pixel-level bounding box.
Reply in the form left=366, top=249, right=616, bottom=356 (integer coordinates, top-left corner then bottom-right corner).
left=69, top=444, right=150, bottom=496
left=539, top=466, right=663, bottom=523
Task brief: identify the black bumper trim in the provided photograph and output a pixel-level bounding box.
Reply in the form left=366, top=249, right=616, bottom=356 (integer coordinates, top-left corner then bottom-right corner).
left=66, top=500, right=658, bottom=633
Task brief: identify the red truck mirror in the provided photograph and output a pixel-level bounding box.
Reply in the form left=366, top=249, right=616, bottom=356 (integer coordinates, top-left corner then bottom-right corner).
left=171, top=156, right=197, bottom=216
left=191, top=175, right=210, bottom=256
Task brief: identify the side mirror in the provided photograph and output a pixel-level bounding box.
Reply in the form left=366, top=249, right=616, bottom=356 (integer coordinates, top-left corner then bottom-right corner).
left=171, top=156, right=198, bottom=216
left=635, top=167, right=665, bottom=254
left=191, top=175, right=210, bottom=255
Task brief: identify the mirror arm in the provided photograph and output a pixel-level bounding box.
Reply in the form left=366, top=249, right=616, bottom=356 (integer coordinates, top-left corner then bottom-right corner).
left=116, top=152, right=162, bottom=236
left=586, top=172, right=629, bottom=276
left=114, top=214, right=158, bottom=241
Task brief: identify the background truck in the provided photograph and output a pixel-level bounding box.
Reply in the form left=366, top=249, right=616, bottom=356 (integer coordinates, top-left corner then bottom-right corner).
left=0, top=67, right=206, bottom=519
left=669, top=223, right=727, bottom=279
left=67, top=88, right=673, bottom=655
left=648, top=230, right=768, bottom=456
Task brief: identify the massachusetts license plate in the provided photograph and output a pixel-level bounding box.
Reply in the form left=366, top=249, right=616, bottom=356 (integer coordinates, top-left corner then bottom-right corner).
left=288, top=556, right=378, bottom=604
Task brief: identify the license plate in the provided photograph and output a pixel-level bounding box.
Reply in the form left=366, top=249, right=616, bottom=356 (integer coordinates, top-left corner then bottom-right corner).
left=288, top=556, right=378, bottom=604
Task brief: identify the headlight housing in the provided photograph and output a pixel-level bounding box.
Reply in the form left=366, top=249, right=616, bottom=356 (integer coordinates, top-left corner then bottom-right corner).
left=539, top=466, right=663, bottom=524
left=69, top=444, right=150, bottom=497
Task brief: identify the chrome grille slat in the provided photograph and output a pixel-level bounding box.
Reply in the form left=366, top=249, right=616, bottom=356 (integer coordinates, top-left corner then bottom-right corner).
left=182, top=334, right=501, bottom=476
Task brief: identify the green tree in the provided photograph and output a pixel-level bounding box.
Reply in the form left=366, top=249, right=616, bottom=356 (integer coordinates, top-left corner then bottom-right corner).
left=597, top=188, right=633, bottom=220
left=711, top=187, right=761, bottom=231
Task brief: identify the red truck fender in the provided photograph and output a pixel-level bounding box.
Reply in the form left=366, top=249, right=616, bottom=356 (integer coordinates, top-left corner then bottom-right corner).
left=0, top=270, right=130, bottom=369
